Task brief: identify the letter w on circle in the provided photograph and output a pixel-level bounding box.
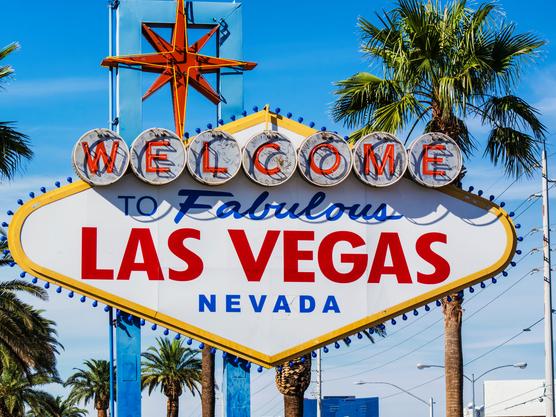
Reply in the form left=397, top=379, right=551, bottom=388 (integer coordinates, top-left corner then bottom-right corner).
left=82, top=141, right=120, bottom=174
left=229, top=230, right=280, bottom=281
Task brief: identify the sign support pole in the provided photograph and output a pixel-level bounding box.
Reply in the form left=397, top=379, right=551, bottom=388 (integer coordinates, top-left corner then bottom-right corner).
left=116, top=314, right=142, bottom=417
left=108, top=308, right=115, bottom=417
left=223, top=357, right=251, bottom=417
left=218, top=34, right=249, bottom=410
left=317, top=349, right=322, bottom=417
left=108, top=2, right=117, bottom=416
left=542, top=141, right=555, bottom=417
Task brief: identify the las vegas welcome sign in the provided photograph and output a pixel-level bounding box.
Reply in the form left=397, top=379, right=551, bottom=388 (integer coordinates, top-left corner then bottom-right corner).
left=9, top=111, right=515, bottom=367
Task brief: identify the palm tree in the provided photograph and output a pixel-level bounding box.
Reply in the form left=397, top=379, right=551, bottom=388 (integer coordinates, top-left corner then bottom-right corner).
left=0, top=277, right=60, bottom=379
left=275, top=354, right=312, bottom=417
left=332, top=2, right=545, bottom=417
left=141, top=337, right=202, bottom=417
left=201, top=345, right=215, bottom=417
left=65, top=359, right=112, bottom=417
left=0, top=360, right=60, bottom=417
left=27, top=396, right=87, bottom=417
left=0, top=43, right=32, bottom=180
left=275, top=329, right=384, bottom=417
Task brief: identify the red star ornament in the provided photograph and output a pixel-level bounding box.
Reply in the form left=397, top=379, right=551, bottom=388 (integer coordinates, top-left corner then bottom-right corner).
left=101, top=0, right=256, bottom=138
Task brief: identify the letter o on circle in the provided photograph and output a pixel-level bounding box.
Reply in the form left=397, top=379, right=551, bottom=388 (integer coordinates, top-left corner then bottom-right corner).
left=72, top=128, right=130, bottom=186
left=242, top=131, right=297, bottom=186
left=298, top=132, right=353, bottom=187
left=407, top=132, right=463, bottom=188
left=130, top=128, right=187, bottom=185
left=353, top=132, right=408, bottom=187
left=186, top=130, right=241, bottom=185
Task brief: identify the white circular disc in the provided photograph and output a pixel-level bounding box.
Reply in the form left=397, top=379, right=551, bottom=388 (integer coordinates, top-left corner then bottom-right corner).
left=353, top=132, right=408, bottom=187
left=408, top=132, right=463, bottom=188
left=130, top=128, right=187, bottom=185
left=72, top=128, right=129, bottom=186
left=242, top=131, right=297, bottom=186
left=298, top=132, right=353, bottom=187
left=187, top=130, right=241, bottom=185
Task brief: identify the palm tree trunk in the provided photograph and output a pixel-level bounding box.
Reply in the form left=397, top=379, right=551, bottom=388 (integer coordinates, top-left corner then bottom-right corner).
left=432, top=111, right=465, bottom=417
left=443, top=293, right=464, bottom=417
left=202, top=344, right=215, bottom=417
left=275, top=354, right=312, bottom=417
left=167, top=396, right=179, bottom=417
left=97, top=408, right=108, bottom=417
left=0, top=401, right=11, bottom=417
left=284, top=393, right=304, bottom=417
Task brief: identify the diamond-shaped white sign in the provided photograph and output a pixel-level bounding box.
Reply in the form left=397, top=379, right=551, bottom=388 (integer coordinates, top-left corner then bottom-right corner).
left=9, top=115, right=515, bottom=366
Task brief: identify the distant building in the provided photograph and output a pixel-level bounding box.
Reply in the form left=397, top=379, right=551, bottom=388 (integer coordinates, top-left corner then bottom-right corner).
left=482, top=379, right=547, bottom=417
left=304, top=395, right=379, bottom=417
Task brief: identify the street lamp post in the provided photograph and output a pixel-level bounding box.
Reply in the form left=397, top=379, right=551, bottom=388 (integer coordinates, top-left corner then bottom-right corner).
left=417, top=362, right=527, bottom=417
left=354, top=381, right=434, bottom=417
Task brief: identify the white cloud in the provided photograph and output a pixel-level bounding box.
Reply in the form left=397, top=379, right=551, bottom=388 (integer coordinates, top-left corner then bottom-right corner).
left=0, top=77, right=105, bottom=99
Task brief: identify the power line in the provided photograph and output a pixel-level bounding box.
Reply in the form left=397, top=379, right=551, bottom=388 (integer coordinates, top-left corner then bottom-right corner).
left=324, top=267, right=539, bottom=383
left=323, top=246, right=540, bottom=375
left=374, top=269, right=541, bottom=400
left=485, top=384, right=545, bottom=412
left=464, top=316, right=544, bottom=367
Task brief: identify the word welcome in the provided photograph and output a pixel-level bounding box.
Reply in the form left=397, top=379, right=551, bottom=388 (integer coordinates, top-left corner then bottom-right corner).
left=73, top=129, right=462, bottom=188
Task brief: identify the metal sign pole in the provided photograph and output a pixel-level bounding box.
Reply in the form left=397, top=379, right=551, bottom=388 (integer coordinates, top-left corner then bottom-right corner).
left=108, top=3, right=117, bottom=416
left=317, top=349, right=322, bottom=417
left=108, top=308, right=115, bottom=417
left=542, top=142, right=555, bottom=417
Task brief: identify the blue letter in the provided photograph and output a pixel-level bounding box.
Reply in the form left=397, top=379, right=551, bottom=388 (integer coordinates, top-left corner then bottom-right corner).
left=174, top=190, right=233, bottom=224
left=226, top=294, right=241, bottom=312
left=199, top=294, right=216, bottom=312
left=272, top=295, right=291, bottom=313
left=322, top=296, right=340, bottom=313
left=249, top=295, right=267, bottom=313
left=117, top=195, right=135, bottom=215
left=137, top=196, right=158, bottom=216
left=300, top=295, right=315, bottom=313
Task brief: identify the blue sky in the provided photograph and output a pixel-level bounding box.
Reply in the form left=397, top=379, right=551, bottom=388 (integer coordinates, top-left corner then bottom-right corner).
left=1, top=0, right=556, bottom=416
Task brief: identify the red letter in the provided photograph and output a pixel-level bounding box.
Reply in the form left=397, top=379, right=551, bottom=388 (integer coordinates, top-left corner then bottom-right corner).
left=203, top=142, right=228, bottom=174
left=422, top=144, right=446, bottom=176
left=309, top=144, right=341, bottom=175
left=368, top=232, right=412, bottom=284
left=82, top=141, right=120, bottom=174
left=284, top=231, right=315, bottom=282
left=168, top=228, right=204, bottom=281
left=117, top=228, right=163, bottom=280
left=318, top=231, right=368, bottom=283
left=254, top=143, right=281, bottom=175
left=229, top=230, right=280, bottom=282
left=146, top=140, right=170, bottom=173
left=82, top=227, right=114, bottom=280
left=364, top=143, right=395, bottom=175
left=416, top=232, right=450, bottom=284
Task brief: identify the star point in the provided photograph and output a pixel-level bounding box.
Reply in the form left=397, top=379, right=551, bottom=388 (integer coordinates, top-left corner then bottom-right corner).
left=101, top=0, right=256, bottom=137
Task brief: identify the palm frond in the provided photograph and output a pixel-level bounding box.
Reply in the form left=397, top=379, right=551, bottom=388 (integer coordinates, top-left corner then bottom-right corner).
left=333, top=73, right=402, bottom=128
left=0, top=43, right=19, bottom=81
left=481, top=95, right=546, bottom=139
left=485, top=127, right=539, bottom=177
left=0, top=122, right=32, bottom=180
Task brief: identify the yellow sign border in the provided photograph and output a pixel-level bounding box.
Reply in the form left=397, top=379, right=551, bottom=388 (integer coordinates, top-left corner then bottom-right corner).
left=8, top=111, right=516, bottom=367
